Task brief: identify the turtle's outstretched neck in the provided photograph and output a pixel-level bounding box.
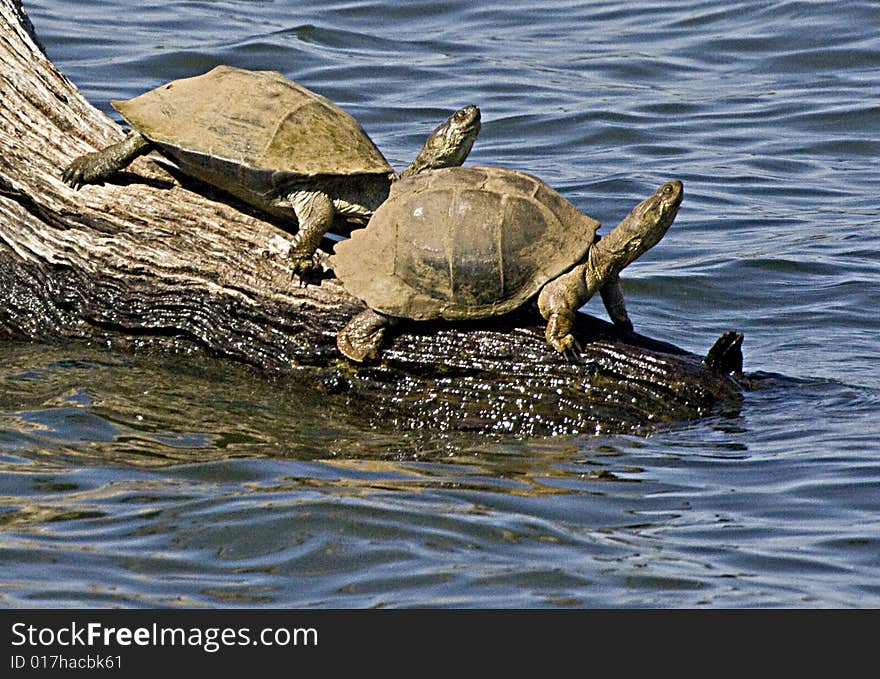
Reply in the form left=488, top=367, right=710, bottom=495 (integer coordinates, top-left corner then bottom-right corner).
left=586, top=179, right=683, bottom=292
left=538, top=179, right=683, bottom=346
left=397, top=105, right=481, bottom=179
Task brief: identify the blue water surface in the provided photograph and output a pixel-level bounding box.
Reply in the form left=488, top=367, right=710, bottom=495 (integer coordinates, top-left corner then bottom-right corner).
left=1, top=0, right=878, bottom=607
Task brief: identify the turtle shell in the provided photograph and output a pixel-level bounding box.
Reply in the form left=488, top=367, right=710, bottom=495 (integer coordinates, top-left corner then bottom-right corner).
left=112, top=65, right=391, bottom=192
left=332, top=166, right=601, bottom=320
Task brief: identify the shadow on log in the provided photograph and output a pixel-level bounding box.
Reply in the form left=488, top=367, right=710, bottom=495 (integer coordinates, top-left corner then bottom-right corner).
left=0, top=0, right=744, bottom=438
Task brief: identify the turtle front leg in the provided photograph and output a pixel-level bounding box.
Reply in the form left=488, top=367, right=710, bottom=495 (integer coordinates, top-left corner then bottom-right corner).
left=275, top=190, right=335, bottom=285
left=599, top=271, right=634, bottom=332
left=62, top=131, right=152, bottom=189
left=337, top=308, right=394, bottom=362
left=537, top=266, right=590, bottom=357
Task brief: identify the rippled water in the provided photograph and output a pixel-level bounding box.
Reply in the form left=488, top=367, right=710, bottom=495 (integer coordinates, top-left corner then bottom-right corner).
left=2, top=0, right=878, bottom=607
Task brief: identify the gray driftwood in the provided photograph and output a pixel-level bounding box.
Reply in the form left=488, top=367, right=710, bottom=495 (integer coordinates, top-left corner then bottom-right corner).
left=0, top=0, right=743, bottom=438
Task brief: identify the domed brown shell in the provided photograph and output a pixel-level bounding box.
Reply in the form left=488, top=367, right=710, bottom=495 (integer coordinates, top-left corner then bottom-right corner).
left=112, top=65, right=391, bottom=191
left=332, top=166, right=600, bottom=320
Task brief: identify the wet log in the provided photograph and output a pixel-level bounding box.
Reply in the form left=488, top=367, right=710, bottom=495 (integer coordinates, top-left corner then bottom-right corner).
left=0, top=0, right=743, bottom=438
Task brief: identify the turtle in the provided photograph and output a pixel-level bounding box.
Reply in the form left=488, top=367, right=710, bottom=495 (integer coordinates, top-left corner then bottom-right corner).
left=331, top=166, right=683, bottom=362
left=61, top=65, right=481, bottom=280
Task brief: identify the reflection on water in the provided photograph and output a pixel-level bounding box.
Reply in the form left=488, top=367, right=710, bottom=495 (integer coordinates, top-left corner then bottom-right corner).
left=3, top=0, right=880, bottom=607
left=2, top=340, right=877, bottom=607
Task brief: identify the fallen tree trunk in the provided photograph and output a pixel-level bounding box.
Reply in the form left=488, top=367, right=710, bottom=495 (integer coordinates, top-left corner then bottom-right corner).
left=0, top=0, right=743, bottom=438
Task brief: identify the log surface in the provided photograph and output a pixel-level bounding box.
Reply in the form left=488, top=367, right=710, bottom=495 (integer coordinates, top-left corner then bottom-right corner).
left=0, top=0, right=743, bottom=438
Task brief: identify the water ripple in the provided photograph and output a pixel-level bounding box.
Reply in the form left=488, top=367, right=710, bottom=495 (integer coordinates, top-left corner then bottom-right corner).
left=11, top=0, right=880, bottom=607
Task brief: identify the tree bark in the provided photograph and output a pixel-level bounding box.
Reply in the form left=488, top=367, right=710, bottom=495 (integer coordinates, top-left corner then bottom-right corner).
left=0, top=0, right=743, bottom=438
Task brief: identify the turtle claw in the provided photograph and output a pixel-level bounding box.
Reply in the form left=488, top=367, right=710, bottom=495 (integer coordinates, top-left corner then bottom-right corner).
left=562, top=337, right=584, bottom=364
left=290, top=255, right=319, bottom=286
left=549, top=332, right=583, bottom=363
left=61, top=162, right=85, bottom=190
left=61, top=153, right=103, bottom=189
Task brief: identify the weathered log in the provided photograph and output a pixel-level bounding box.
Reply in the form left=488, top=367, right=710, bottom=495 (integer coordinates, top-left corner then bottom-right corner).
left=0, top=0, right=743, bottom=438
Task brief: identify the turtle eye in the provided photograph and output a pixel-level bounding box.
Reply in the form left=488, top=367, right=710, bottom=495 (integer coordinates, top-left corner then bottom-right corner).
left=455, top=106, right=479, bottom=124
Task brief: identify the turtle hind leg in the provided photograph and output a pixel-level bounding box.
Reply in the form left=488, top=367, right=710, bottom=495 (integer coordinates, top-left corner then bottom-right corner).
left=337, top=308, right=394, bottom=362
left=62, top=131, right=152, bottom=189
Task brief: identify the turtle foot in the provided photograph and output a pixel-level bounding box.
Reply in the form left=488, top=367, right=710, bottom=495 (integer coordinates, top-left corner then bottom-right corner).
left=61, top=152, right=108, bottom=189
left=337, top=326, right=385, bottom=363
left=336, top=309, right=389, bottom=362
left=543, top=311, right=583, bottom=361
left=613, top=317, right=634, bottom=335
left=290, top=255, right=320, bottom=287
left=547, top=331, right=583, bottom=363
left=337, top=335, right=381, bottom=363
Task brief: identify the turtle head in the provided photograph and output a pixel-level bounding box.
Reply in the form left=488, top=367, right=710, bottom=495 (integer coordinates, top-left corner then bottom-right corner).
left=586, top=180, right=683, bottom=290
left=397, top=105, right=481, bottom=179
left=624, top=179, right=683, bottom=256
